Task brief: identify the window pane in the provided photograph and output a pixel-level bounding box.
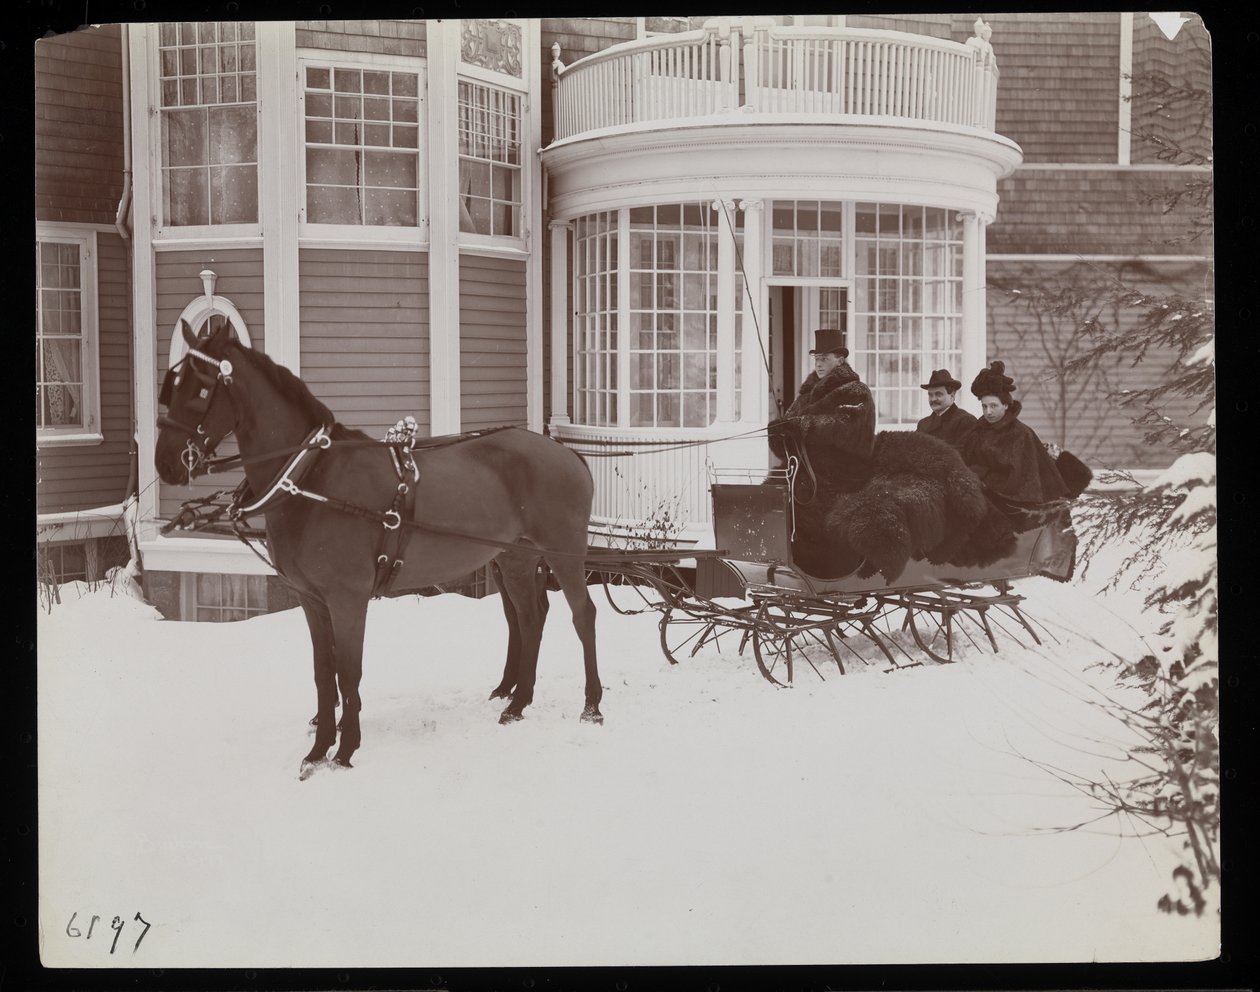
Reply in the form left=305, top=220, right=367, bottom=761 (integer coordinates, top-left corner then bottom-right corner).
left=210, top=165, right=257, bottom=224
left=365, top=150, right=417, bottom=189
left=365, top=188, right=417, bottom=227
left=167, top=168, right=210, bottom=225
left=208, top=105, right=256, bottom=164
left=164, top=109, right=207, bottom=167
left=307, top=185, right=361, bottom=225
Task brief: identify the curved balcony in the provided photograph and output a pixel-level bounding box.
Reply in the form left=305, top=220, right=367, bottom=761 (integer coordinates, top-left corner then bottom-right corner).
left=550, top=20, right=1002, bottom=143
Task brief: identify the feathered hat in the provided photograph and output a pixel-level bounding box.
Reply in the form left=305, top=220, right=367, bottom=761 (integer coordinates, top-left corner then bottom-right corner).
left=970, top=360, right=1016, bottom=401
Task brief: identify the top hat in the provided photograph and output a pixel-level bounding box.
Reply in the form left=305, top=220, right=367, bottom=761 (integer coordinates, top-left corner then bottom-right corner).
left=970, top=360, right=1016, bottom=400
left=808, top=328, right=848, bottom=358
left=920, top=369, right=962, bottom=391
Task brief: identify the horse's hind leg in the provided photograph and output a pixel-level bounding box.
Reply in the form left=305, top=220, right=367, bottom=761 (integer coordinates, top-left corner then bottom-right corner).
left=493, top=553, right=548, bottom=724
left=544, top=556, right=602, bottom=724
left=298, top=594, right=339, bottom=767
left=488, top=559, right=520, bottom=701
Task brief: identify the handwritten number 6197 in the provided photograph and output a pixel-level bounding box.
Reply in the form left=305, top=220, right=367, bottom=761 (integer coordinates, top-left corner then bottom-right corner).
left=65, top=912, right=152, bottom=954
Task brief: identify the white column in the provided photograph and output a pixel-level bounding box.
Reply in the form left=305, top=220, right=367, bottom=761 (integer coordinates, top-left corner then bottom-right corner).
left=129, top=23, right=161, bottom=547
left=548, top=219, right=572, bottom=427
left=737, top=198, right=767, bottom=425
left=427, top=19, right=462, bottom=435
left=525, top=21, right=544, bottom=433
left=713, top=198, right=736, bottom=423
left=1118, top=12, right=1134, bottom=166
left=960, top=210, right=986, bottom=387
left=616, top=208, right=631, bottom=427
left=256, top=22, right=300, bottom=373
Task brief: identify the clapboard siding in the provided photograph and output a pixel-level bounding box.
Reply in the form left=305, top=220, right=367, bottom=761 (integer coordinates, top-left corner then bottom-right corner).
left=985, top=12, right=1120, bottom=164
left=36, top=231, right=134, bottom=515
left=460, top=254, right=528, bottom=431
left=34, top=25, right=125, bottom=226
left=989, top=168, right=1204, bottom=255
left=155, top=249, right=265, bottom=521
left=295, top=20, right=425, bottom=58
left=987, top=258, right=1209, bottom=470
left=299, top=248, right=430, bottom=438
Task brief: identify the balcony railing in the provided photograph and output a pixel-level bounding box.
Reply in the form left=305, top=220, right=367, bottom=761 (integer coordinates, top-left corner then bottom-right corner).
left=551, top=20, right=1001, bottom=142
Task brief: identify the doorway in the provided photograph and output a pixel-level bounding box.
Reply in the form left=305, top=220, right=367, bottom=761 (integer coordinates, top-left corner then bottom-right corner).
left=767, top=283, right=850, bottom=416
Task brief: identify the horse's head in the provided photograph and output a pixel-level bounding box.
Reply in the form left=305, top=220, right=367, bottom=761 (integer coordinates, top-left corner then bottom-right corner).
left=155, top=317, right=240, bottom=485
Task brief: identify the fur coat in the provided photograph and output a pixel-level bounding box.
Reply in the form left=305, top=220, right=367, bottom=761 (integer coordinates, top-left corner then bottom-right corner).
left=960, top=400, right=1073, bottom=503
left=915, top=402, right=978, bottom=449
left=766, top=365, right=878, bottom=578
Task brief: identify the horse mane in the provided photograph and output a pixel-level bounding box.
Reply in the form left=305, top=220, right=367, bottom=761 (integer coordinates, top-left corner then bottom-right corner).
left=235, top=343, right=372, bottom=441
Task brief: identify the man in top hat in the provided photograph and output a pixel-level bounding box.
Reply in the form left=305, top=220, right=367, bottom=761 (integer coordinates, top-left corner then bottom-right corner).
left=915, top=368, right=978, bottom=449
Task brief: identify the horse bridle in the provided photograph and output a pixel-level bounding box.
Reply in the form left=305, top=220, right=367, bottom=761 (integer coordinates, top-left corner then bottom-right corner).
left=157, top=343, right=237, bottom=478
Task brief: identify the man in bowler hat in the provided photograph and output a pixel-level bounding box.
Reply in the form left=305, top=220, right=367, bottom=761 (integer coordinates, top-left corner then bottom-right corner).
left=915, top=368, right=977, bottom=448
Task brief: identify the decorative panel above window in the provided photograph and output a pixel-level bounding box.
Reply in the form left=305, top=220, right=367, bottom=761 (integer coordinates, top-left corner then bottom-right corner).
left=457, top=79, right=522, bottom=240
left=157, top=21, right=258, bottom=229
left=460, top=19, right=523, bottom=78
left=301, top=62, right=425, bottom=232
left=36, top=230, right=99, bottom=444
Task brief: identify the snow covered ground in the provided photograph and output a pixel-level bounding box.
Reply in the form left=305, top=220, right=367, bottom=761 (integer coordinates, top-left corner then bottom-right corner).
left=37, top=555, right=1218, bottom=968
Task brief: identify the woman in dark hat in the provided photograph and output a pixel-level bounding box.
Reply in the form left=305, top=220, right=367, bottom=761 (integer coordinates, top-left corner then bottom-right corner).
left=959, top=361, right=1075, bottom=503
left=915, top=368, right=978, bottom=448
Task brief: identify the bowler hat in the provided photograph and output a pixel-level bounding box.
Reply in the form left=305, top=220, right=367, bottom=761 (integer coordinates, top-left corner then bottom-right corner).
left=808, top=328, right=848, bottom=358
left=920, top=369, right=962, bottom=391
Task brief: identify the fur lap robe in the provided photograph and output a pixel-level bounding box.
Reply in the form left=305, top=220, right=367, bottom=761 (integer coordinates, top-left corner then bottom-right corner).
left=824, top=432, right=1017, bottom=581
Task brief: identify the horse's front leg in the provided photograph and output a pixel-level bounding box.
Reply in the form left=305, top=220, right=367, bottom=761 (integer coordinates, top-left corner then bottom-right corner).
left=329, top=595, right=371, bottom=767
left=298, top=594, right=339, bottom=772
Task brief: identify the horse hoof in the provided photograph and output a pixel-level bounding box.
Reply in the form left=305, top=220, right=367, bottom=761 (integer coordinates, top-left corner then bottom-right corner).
left=488, top=687, right=512, bottom=701
left=581, top=708, right=604, bottom=725
left=298, top=759, right=325, bottom=781
left=499, top=709, right=523, bottom=725
left=332, top=756, right=353, bottom=770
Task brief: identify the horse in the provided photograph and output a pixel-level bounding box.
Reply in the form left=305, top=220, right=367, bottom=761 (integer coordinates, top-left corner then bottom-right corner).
left=154, top=318, right=602, bottom=777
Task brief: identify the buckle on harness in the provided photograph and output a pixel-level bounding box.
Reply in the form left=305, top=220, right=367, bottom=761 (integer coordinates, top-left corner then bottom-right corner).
left=383, top=510, right=401, bottom=530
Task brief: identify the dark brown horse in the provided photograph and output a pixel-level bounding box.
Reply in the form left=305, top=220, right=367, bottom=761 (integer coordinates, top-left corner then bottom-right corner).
left=154, top=319, right=601, bottom=777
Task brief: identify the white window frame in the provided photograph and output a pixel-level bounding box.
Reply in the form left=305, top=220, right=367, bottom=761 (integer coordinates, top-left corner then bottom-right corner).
left=295, top=49, right=428, bottom=245
left=456, top=55, right=530, bottom=251
left=36, top=224, right=101, bottom=447
left=149, top=21, right=264, bottom=242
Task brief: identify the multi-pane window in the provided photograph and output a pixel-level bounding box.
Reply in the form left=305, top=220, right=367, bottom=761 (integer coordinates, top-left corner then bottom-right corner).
left=190, top=573, right=268, bottom=622
left=573, top=213, right=618, bottom=426
left=457, top=80, right=522, bottom=238
left=852, top=204, right=963, bottom=425
left=628, top=204, right=719, bottom=428
left=36, top=238, right=93, bottom=433
left=158, top=21, right=258, bottom=226
left=302, top=64, right=422, bottom=227
left=771, top=200, right=845, bottom=278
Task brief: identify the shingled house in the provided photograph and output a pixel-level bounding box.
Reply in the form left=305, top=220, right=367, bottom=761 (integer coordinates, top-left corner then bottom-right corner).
left=34, top=14, right=1212, bottom=618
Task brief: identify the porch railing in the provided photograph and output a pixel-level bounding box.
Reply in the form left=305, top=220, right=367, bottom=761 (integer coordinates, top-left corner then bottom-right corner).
left=551, top=20, right=1001, bottom=141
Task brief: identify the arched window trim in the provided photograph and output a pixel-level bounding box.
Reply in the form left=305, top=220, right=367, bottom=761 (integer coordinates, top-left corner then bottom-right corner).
left=166, top=296, right=252, bottom=369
